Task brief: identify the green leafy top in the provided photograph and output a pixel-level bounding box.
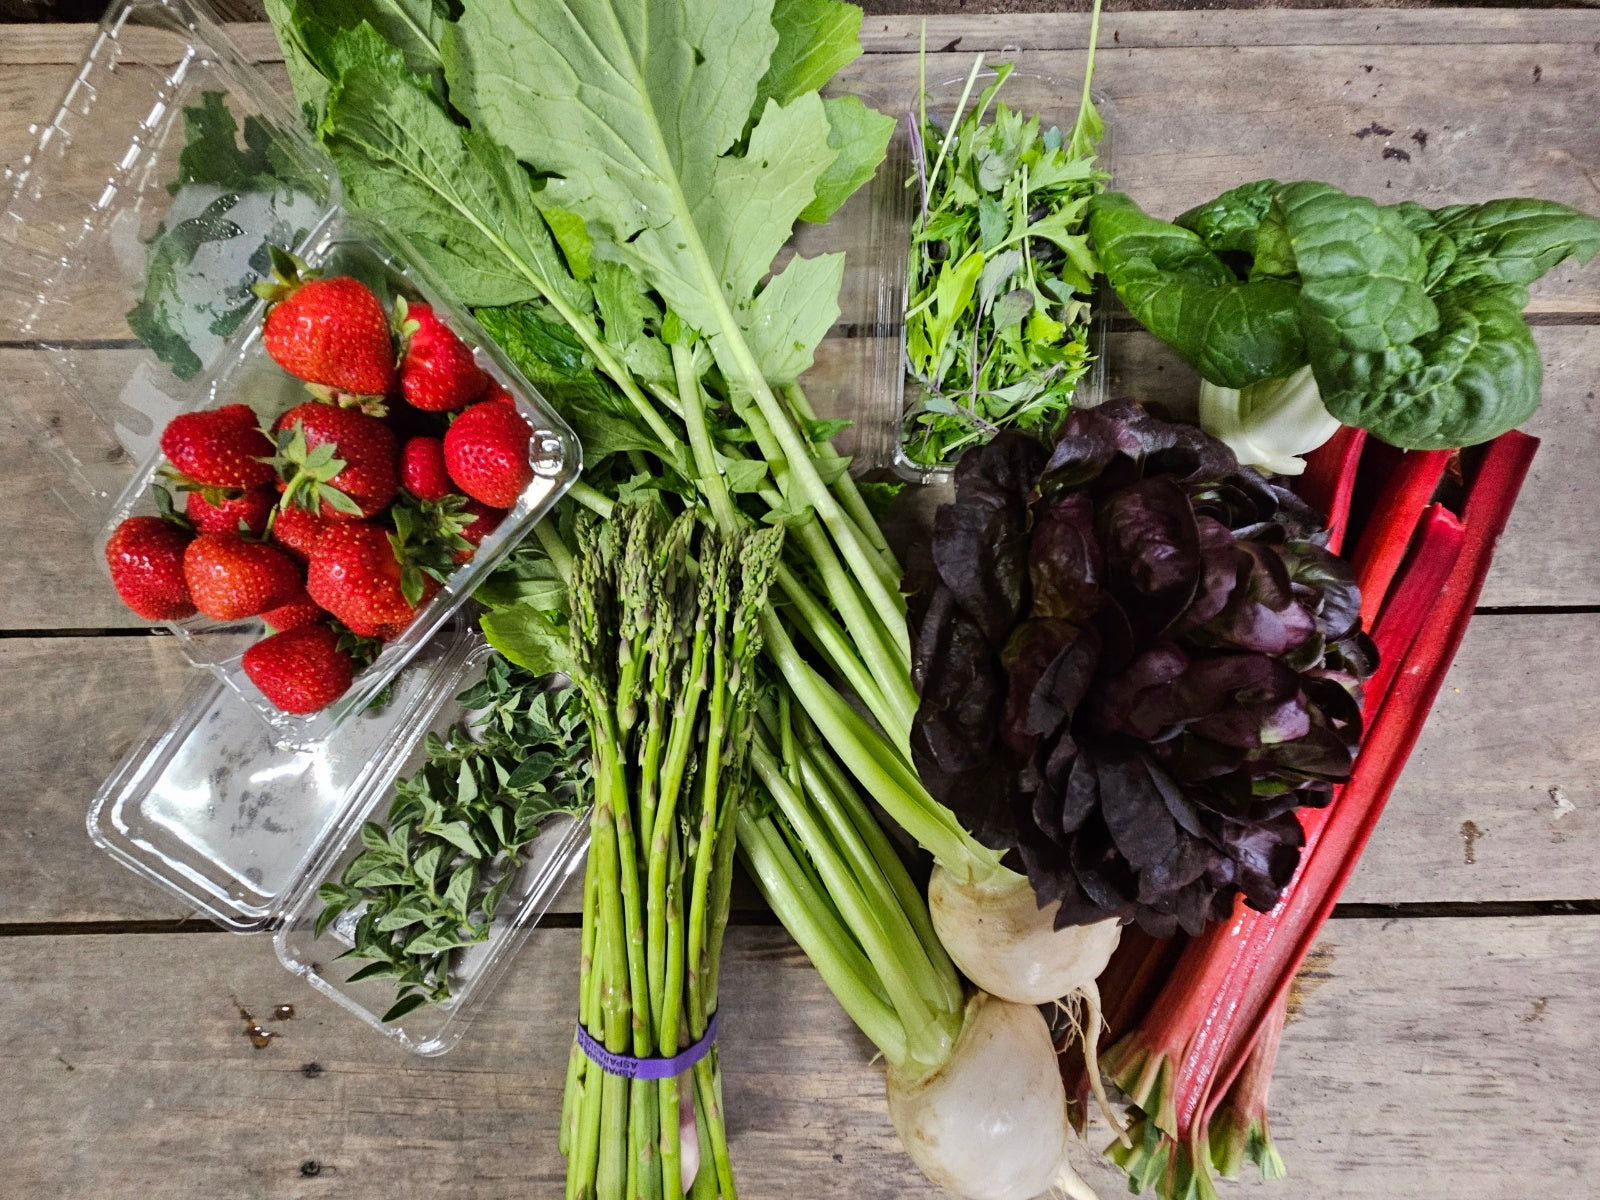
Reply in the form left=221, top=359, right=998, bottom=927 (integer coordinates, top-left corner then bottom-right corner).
left=442, top=0, right=888, bottom=384
left=902, top=3, right=1108, bottom=471
left=1090, top=180, right=1600, bottom=449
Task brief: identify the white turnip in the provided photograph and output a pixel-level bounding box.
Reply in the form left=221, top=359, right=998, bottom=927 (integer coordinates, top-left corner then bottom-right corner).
left=928, top=864, right=1121, bottom=1006
left=886, top=993, right=1098, bottom=1200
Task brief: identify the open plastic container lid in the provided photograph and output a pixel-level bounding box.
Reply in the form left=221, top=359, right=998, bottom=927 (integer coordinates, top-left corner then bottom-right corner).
left=0, top=0, right=579, bottom=748
left=2, top=0, right=591, bottom=1053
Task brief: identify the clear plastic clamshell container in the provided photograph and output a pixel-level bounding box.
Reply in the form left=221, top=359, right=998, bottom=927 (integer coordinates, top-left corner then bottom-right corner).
left=7, top=0, right=591, bottom=1052
left=844, top=68, right=1115, bottom=485
left=0, top=0, right=579, bottom=747
left=90, top=624, right=590, bottom=1053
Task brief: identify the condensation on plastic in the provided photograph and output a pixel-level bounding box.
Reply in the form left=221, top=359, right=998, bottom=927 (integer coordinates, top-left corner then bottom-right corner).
left=0, top=0, right=579, bottom=748
left=853, top=69, right=1116, bottom=485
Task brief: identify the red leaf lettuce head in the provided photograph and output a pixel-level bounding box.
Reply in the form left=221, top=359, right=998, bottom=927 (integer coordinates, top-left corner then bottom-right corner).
left=910, top=399, right=1373, bottom=937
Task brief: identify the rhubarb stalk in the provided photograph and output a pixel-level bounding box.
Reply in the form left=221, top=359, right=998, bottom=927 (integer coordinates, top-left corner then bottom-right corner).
left=1350, top=449, right=1454, bottom=626
left=1207, top=989, right=1288, bottom=1183
left=1294, top=425, right=1367, bottom=552
left=1102, top=430, right=1538, bottom=1197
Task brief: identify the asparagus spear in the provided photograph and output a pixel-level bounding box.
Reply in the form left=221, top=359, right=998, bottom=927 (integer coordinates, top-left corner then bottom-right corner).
left=562, top=502, right=781, bottom=1200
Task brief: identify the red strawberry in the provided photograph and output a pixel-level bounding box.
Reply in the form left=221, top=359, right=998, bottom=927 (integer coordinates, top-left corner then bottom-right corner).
left=443, top=400, right=535, bottom=508
left=399, top=302, right=487, bottom=412
left=305, top=522, right=436, bottom=633
left=257, top=252, right=395, bottom=396
left=105, top=516, right=196, bottom=621
left=453, top=498, right=508, bottom=563
left=183, top=534, right=303, bottom=620
left=273, top=401, right=399, bottom=521
left=261, top=591, right=326, bottom=633
left=400, top=436, right=453, bottom=503
left=269, top=503, right=326, bottom=562
left=242, top=624, right=354, bottom=714
left=480, top=380, right=515, bottom=406
left=160, top=404, right=275, bottom=490
left=186, top=486, right=276, bottom=537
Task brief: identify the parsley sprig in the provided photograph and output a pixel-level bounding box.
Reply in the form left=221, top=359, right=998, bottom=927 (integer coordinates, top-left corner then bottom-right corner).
left=315, top=655, right=590, bottom=1022
left=903, top=23, right=1108, bottom=471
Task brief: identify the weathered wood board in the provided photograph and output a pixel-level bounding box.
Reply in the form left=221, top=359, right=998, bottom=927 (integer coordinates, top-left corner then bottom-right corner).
left=2, top=918, right=1597, bottom=1199
left=2, top=14, right=1600, bottom=1200
left=6, top=611, right=1599, bottom=926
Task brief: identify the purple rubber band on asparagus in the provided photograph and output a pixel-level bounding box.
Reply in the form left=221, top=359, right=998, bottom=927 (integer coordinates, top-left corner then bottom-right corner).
left=575, top=1011, right=720, bottom=1081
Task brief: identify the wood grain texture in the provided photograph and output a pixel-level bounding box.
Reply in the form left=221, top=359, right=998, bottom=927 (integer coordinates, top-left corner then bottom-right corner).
left=6, top=611, right=1600, bottom=926
left=7, top=12, right=1600, bottom=66
left=5, top=20, right=1600, bottom=328
left=0, top=918, right=1596, bottom=1199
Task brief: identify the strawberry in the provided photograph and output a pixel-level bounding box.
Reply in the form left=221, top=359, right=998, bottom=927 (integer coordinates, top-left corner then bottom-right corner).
left=256, top=251, right=395, bottom=396
left=479, top=380, right=515, bottom=406
left=273, top=401, right=399, bottom=521
left=183, top=533, right=303, bottom=620
left=186, top=485, right=276, bottom=537
left=105, top=516, right=196, bottom=621
left=269, top=503, right=326, bottom=562
left=400, top=436, right=453, bottom=503
left=399, top=300, right=487, bottom=412
left=261, top=591, right=326, bottom=633
left=443, top=399, right=536, bottom=508
left=160, top=404, right=275, bottom=490
left=242, top=624, right=354, bottom=714
left=305, top=522, right=436, bottom=634
left=454, top=498, right=507, bottom=563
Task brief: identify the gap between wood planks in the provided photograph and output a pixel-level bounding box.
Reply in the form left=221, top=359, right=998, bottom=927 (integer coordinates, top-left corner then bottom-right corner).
left=5, top=899, right=1600, bottom=940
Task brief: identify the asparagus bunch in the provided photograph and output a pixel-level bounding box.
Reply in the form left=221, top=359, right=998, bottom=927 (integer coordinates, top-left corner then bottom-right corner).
left=560, top=502, right=783, bottom=1200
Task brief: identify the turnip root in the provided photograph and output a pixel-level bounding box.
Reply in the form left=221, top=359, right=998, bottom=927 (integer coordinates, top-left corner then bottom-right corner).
left=886, top=992, right=1099, bottom=1200
left=929, top=864, right=1130, bottom=1145
left=929, top=864, right=1121, bottom=1005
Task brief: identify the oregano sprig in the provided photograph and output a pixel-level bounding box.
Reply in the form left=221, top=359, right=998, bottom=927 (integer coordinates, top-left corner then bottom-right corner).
left=315, top=654, right=590, bottom=1022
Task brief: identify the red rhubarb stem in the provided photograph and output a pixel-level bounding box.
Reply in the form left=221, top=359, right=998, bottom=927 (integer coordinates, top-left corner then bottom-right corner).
left=1350, top=448, right=1454, bottom=627
left=1294, top=425, right=1367, bottom=555
left=1363, top=504, right=1466, bottom=705
left=1192, top=430, right=1538, bottom=1148
left=1104, top=431, right=1537, bottom=1196
left=1208, top=989, right=1288, bottom=1182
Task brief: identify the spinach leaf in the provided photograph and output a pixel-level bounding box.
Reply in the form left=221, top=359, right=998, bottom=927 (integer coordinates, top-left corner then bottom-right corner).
left=1092, top=181, right=1600, bottom=449
left=1090, top=192, right=1305, bottom=388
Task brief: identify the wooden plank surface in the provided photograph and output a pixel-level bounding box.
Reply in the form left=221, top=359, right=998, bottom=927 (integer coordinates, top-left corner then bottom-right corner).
left=3, top=917, right=1597, bottom=1200
left=2, top=14, right=1599, bottom=1200
left=7, top=12, right=1600, bottom=66
left=8, top=612, right=1599, bottom=925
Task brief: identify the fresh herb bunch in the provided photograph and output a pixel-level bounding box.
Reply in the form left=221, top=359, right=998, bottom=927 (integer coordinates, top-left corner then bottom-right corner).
left=903, top=3, right=1107, bottom=472
left=909, top=399, right=1373, bottom=938
left=561, top=502, right=783, bottom=1200
left=315, top=654, right=590, bottom=1022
